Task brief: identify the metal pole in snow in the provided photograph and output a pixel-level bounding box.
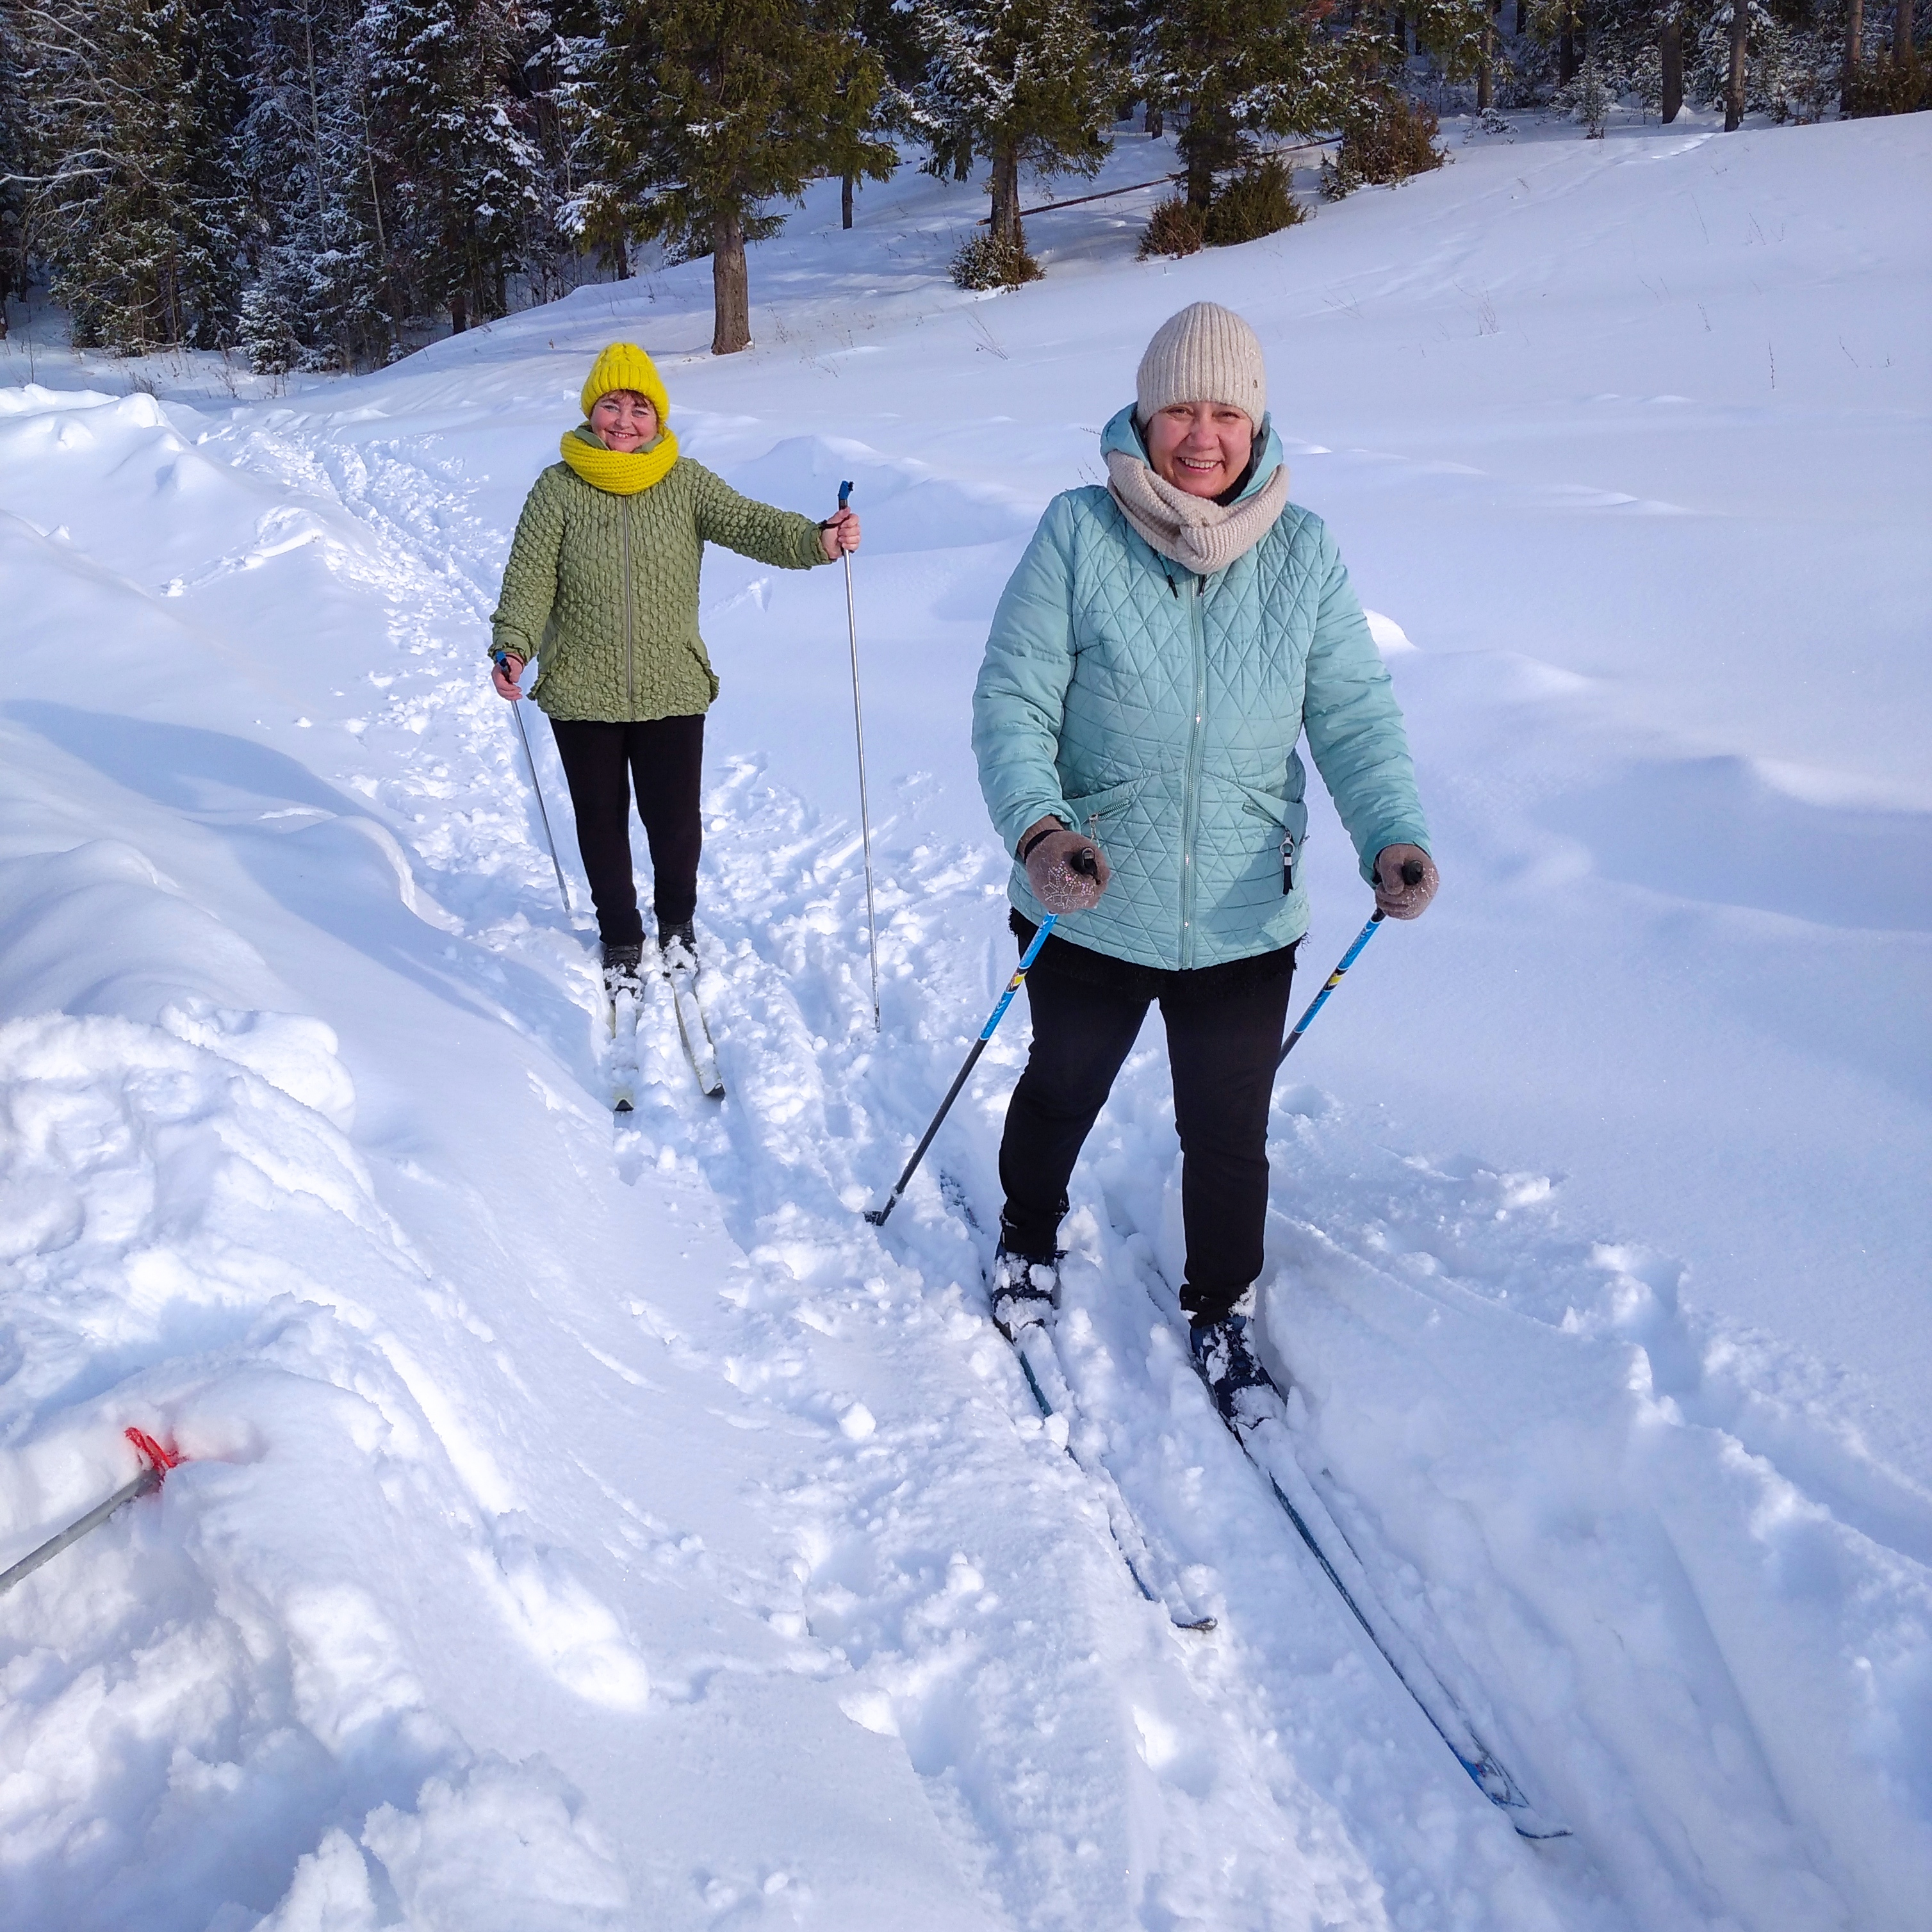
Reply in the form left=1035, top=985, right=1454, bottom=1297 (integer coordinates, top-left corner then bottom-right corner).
left=0, top=1429, right=183, bottom=1599
left=838, top=482, right=882, bottom=1029
left=494, top=651, right=571, bottom=915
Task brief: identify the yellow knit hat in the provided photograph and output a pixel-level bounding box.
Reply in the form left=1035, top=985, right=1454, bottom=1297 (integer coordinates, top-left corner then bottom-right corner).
left=580, top=342, right=669, bottom=425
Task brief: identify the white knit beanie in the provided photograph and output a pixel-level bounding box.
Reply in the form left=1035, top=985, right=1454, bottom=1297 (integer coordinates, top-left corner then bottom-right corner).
left=1134, top=302, right=1267, bottom=428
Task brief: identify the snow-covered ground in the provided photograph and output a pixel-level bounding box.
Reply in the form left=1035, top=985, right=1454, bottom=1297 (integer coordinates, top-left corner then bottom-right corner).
left=2, top=110, right=1928, bottom=1931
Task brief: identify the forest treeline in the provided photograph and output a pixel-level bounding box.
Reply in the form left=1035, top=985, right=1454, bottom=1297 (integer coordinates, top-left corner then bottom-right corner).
left=0, top=0, right=1922, bottom=368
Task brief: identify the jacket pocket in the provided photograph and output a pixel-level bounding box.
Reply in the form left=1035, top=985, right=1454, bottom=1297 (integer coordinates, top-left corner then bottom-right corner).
left=1063, top=775, right=1146, bottom=826
left=1238, top=782, right=1309, bottom=894
left=1237, top=782, right=1307, bottom=839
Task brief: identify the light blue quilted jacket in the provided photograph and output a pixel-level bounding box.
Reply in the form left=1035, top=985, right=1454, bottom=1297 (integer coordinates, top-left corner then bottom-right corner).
left=972, top=407, right=1430, bottom=971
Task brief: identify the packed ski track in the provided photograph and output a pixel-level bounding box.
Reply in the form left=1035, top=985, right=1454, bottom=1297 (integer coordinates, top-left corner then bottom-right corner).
left=2, top=113, right=1928, bottom=1931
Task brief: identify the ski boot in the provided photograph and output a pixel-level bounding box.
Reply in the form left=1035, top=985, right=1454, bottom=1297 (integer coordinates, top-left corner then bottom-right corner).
left=659, top=918, right=699, bottom=974
left=1188, top=1306, right=1283, bottom=1426
left=990, top=1245, right=1061, bottom=1341
left=602, top=940, right=644, bottom=998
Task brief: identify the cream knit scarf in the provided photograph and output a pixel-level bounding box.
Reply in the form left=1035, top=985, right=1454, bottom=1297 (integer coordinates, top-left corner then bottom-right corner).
left=1105, top=445, right=1290, bottom=574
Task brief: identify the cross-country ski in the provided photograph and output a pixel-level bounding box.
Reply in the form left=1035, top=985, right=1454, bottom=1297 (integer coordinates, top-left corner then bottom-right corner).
left=605, top=962, right=643, bottom=1116
left=1170, top=1262, right=1568, bottom=1838
left=664, top=943, right=725, bottom=1101
left=3, top=100, right=1923, bottom=1932
left=979, top=1244, right=1215, bottom=1636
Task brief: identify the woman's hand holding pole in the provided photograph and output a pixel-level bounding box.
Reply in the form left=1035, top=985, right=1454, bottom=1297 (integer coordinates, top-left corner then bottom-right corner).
left=491, top=652, right=526, bottom=700
left=1019, top=818, right=1111, bottom=913
left=1371, top=844, right=1437, bottom=919
left=820, top=506, right=862, bottom=561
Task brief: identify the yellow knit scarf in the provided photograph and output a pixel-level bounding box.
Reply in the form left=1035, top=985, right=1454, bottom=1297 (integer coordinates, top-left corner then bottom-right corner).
left=559, top=423, right=680, bottom=495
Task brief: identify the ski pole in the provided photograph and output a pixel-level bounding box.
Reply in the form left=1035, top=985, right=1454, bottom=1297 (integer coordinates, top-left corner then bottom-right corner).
left=865, top=912, right=1060, bottom=1226
left=837, top=482, right=881, bottom=1028
left=1276, top=856, right=1426, bottom=1065
left=0, top=1429, right=183, bottom=1599
left=493, top=650, right=571, bottom=914
left=1277, top=910, right=1384, bottom=1067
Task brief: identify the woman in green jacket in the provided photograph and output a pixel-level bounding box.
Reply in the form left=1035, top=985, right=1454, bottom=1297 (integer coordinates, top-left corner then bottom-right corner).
left=490, top=342, right=859, bottom=987
left=970, top=302, right=1437, bottom=1418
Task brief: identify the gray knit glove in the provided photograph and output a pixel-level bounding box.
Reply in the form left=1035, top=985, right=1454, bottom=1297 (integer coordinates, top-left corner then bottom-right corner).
left=1022, top=823, right=1111, bottom=913
left=1372, top=844, right=1438, bottom=919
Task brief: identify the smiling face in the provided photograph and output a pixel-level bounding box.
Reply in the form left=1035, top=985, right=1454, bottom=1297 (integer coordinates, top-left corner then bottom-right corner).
left=1144, top=401, right=1255, bottom=499
left=589, top=389, right=659, bottom=453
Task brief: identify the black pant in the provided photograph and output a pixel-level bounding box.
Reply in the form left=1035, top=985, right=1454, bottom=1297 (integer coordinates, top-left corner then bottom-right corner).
left=997, top=956, right=1295, bottom=1323
left=549, top=714, right=705, bottom=947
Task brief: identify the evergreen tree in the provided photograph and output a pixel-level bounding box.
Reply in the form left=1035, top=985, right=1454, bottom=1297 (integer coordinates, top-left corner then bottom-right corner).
left=913, top=0, right=1120, bottom=252
left=363, top=0, right=540, bottom=331
left=0, top=3, right=26, bottom=322
left=515, top=0, right=607, bottom=299
left=239, top=0, right=396, bottom=368
left=8, top=0, right=248, bottom=352
left=578, top=0, right=893, bottom=354
left=823, top=0, right=921, bottom=228
left=1136, top=0, right=1364, bottom=212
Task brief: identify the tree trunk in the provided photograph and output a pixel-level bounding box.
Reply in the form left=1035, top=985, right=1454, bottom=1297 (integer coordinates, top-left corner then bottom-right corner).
left=449, top=291, right=468, bottom=334
left=1146, top=101, right=1163, bottom=138
left=712, top=211, right=751, bottom=355
left=1560, top=8, right=1578, bottom=85
left=1662, top=11, right=1684, bottom=121
left=1724, top=0, right=1749, bottom=129
left=366, top=156, right=402, bottom=355
left=990, top=142, right=1022, bottom=247
left=1898, top=0, right=1913, bottom=57
left=842, top=172, right=855, bottom=230
left=1841, top=0, right=1864, bottom=110
left=1478, top=4, right=1494, bottom=110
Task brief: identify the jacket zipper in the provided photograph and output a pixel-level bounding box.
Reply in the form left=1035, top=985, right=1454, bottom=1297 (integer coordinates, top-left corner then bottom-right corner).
left=622, top=496, right=635, bottom=713
left=1178, top=572, right=1208, bottom=969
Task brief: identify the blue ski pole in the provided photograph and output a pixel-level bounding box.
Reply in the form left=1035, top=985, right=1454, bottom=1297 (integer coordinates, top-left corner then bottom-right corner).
left=865, top=913, right=1059, bottom=1226
left=1277, top=910, right=1384, bottom=1068
left=1277, top=856, right=1425, bottom=1064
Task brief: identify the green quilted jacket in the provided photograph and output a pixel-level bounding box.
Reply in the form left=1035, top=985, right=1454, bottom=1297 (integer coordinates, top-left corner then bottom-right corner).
left=489, top=443, right=831, bottom=721
left=972, top=407, right=1430, bottom=972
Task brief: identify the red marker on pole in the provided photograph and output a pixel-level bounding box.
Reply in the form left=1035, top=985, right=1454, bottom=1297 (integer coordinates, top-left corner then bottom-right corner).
left=0, top=1428, right=184, bottom=1599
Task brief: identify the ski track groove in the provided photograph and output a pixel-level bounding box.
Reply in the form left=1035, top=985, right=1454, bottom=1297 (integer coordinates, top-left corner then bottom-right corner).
left=184, top=400, right=1931, bottom=1932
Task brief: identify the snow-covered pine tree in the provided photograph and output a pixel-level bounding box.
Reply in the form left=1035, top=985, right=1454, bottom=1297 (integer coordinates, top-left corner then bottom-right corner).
left=577, top=0, right=892, bottom=354
left=1136, top=0, right=1360, bottom=213
left=913, top=0, right=1122, bottom=259
left=240, top=0, right=396, bottom=368
left=8, top=0, right=248, bottom=352
left=823, top=0, right=921, bottom=229
left=0, top=1, right=26, bottom=325
left=361, top=0, right=540, bottom=332
left=514, top=0, right=606, bottom=300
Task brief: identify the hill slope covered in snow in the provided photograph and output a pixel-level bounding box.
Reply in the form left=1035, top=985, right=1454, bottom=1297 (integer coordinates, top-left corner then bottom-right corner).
left=1, top=111, right=1928, bottom=1932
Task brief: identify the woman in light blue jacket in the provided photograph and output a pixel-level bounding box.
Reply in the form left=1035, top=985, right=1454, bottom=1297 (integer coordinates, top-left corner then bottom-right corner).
left=971, top=302, right=1437, bottom=1416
